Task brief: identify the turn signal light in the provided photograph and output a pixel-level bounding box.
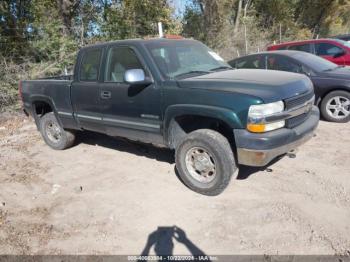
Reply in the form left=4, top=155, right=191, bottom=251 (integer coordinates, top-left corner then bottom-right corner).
left=247, top=123, right=266, bottom=133
left=247, top=120, right=285, bottom=133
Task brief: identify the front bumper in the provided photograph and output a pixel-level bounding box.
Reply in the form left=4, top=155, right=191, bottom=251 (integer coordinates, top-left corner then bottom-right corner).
left=234, top=106, right=320, bottom=167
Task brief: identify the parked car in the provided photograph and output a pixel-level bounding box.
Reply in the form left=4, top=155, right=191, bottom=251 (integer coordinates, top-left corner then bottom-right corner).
left=267, top=39, right=350, bottom=66
left=228, top=50, right=350, bottom=122
left=333, top=34, right=350, bottom=42
left=19, top=38, right=319, bottom=196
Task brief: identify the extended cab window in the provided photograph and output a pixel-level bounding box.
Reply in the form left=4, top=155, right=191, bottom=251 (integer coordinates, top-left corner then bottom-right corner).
left=79, top=49, right=101, bottom=81
left=105, top=46, right=144, bottom=82
left=315, top=43, right=343, bottom=56
left=267, top=55, right=302, bottom=73
left=288, top=44, right=311, bottom=53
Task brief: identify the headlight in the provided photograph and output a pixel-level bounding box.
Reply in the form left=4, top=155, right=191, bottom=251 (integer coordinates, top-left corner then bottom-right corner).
left=247, top=101, right=285, bottom=133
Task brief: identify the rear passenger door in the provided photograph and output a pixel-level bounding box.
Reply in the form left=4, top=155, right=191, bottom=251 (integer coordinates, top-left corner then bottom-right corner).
left=266, top=54, right=303, bottom=74
left=71, top=47, right=105, bottom=133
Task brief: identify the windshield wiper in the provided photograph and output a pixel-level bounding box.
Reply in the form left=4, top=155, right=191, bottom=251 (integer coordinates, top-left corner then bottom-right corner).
left=174, top=70, right=210, bottom=79
left=210, top=66, right=232, bottom=71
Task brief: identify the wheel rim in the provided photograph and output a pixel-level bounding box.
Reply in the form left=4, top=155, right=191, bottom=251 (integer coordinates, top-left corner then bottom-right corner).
left=185, top=146, right=216, bottom=183
left=326, top=96, right=350, bottom=119
left=45, top=121, right=62, bottom=143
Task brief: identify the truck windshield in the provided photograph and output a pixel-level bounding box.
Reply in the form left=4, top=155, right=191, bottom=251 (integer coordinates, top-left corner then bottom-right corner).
left=145, top=40, right=230, bottom=79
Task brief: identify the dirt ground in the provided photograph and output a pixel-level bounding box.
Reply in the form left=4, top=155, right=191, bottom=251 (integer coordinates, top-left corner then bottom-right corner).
left=0, top=112, right=349, bottom=256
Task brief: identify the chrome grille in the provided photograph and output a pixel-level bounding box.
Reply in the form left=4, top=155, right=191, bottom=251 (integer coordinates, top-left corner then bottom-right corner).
left=286, top=111, right=312, bottom=128
left=285, top=91, right=314, bottom=110
left=284, top=91, right=314, bottom=128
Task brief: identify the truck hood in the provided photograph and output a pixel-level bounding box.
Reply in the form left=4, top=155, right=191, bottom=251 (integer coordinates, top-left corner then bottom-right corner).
left=177, top=69, right=313, bottom=103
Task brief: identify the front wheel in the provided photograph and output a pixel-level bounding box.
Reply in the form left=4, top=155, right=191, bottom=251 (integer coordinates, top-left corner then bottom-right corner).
left=175, top=129, right=237, bottom=196
left=320, top=90, right=350, bottom=123
left=39, top=112, right=76, bottom=150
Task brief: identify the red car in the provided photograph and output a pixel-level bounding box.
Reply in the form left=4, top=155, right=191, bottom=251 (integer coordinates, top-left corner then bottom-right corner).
left=267, top=39, right=350, bottom=66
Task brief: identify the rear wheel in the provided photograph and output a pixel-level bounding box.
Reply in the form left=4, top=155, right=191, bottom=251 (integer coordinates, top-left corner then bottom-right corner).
left=320, top=90, right=350, bottom=123
left=39, top=112, right=75, bottom=150
left=175, top=129, right=237, bottom=196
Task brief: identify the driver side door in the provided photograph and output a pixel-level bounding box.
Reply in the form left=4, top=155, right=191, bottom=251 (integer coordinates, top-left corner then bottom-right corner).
left=99, top=45, right=163, bottom=144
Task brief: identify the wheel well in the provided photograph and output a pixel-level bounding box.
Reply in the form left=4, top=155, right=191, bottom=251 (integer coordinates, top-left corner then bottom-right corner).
left=32, top=101, right=53, bottom=117
left=318, top=88, right=350, bottom=106
left=168, top=115, right=236, bottom=150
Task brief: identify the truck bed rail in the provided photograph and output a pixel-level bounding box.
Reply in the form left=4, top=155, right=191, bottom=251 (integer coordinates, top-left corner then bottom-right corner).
left=37, top=75, right=73, bottom=81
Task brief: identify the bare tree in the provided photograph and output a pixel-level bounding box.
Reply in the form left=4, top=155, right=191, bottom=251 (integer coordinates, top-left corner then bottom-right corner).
left=233, top=0, right=242, bottom=34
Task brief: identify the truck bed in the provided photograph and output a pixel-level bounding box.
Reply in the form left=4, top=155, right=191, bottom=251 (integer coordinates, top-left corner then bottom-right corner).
left=21, top=78, right=74, bottom=119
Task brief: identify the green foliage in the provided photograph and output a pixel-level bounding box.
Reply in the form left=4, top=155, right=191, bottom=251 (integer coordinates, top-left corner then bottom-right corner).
left=0, top=0, right=181, bottom=110
left=182, top=4, right=205, bottom=41
left=1, top=0, right=350, bottom=110
left=99, top=0, right=179, bottom=40
left=181, top=0, right=350, bottom=56
left=0, top=0, right=34, bottom=60
left=31, top=0, right=80, bottom=68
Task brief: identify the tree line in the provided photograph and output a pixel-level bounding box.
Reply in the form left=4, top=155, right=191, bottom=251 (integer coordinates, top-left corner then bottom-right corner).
left=1, top=0, right=350, bottom=109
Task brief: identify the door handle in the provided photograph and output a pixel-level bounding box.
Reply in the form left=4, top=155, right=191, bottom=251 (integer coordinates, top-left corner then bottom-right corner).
left=100, top=90, right=111, bottom=99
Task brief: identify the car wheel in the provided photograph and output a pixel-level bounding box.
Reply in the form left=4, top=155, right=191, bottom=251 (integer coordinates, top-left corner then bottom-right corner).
left=320, top=91, right=350, bottom=123
left=175, top=129, right=237, bottom=196
left=39, top=112, right=75, bottom=150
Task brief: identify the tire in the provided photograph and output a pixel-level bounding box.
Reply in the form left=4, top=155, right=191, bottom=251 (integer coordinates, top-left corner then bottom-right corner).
left=320, top=90, right=350, bottom=123
left=175, top=129, right=237, bottom=196
left=39, top=112, right=75, bottom=150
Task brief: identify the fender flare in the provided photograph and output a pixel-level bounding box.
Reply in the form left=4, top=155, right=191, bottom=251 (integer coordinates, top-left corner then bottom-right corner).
left=29, top=95, right=62, bottom=129
left=163, top=104, right=243, bottom=147
left=317, top=86, right=350, bottom=105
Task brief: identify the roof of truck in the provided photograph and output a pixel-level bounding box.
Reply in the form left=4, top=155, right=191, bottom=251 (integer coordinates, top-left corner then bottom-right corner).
left=80, top=37, right=195, bottom=50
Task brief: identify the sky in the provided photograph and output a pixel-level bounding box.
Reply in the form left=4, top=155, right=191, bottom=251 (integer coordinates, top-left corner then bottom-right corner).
left=172, top=0, right=191, bottom=16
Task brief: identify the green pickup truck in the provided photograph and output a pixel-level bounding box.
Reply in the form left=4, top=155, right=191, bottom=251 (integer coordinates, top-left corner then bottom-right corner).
left=20, top=38, right=319, bottom=195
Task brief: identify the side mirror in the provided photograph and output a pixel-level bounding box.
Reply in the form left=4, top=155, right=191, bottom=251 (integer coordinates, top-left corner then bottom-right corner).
left=303, top=71, right=312, bottom=77
left=301, top=65, right=312, bottom=77
left=124, top=69, right=153, bottom=86
left=333, top=50, right=345, bottom=58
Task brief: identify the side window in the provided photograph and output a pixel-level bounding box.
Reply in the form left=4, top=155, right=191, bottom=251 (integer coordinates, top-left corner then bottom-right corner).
left=315, top=43, right=343, bottom=56
left=79, top=49, right=102, bottom=81
left=288, top=44, right=311, bottom=53
left=277, top=46, right=288, bottom=50
left=235, top=55, right=264, bottom=69
left=267, top=55, right=302, bottom=73
left=105, top=46, right=144, bottom=82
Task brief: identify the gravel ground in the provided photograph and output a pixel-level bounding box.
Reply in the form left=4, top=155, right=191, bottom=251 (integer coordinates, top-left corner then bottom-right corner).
left=0, top=113, right=349, bottom=255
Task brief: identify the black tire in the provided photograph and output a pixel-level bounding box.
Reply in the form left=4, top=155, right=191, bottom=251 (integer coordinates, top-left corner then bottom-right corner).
left=320, top=90, right=350, bottom=123
left=175, top=129, right=237, bottom=196
left=39, top=112, right=75, bottom=150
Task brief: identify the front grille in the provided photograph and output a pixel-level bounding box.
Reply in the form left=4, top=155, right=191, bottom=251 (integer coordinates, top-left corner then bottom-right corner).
left=284, top=90, right=314, bottom=128
left=286, top=111, right=311, bottom=128
left=284, top=91, right=314, bottom=110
